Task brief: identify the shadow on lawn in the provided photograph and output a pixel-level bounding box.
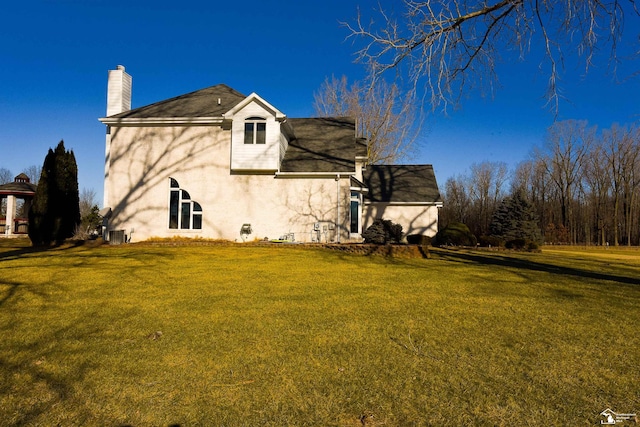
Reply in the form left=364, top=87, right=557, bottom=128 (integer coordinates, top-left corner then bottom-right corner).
left=0, top=301, right=185, bottom=426
left=0, top=240, right=89, bottom=309
left=0, top=239, right=86, bottom=262
left=434, top=248, right=640, bottom=286
left=120, top=425, right=182, bottom=427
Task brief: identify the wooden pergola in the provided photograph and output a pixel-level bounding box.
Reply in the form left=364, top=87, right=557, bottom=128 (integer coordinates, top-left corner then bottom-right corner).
left=0, top=173, right=36, bottom=237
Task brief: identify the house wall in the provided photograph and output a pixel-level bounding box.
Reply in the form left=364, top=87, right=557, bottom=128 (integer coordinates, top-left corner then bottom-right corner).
left=106, top=123, right=353, bottom=242
left=363, top=203, right=439, bottom=239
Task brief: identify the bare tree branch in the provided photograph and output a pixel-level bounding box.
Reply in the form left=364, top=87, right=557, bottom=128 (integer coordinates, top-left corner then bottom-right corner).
left=345, top=0, right=638, bottom=112
left=313, top=74, right=419, bottom=164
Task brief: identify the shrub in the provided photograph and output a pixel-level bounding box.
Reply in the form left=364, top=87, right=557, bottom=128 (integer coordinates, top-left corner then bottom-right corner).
left=505, top=238, right=527, bottom=250
left=362, top=219, right=403, bottom=244
left=505, top=238, right=540, bottom=251
left=527, top=241, right=539, bottom=251
left=406, top=234, right=431, bottom=246
left=478, top=235, right=504, bottom=247
left=433, top=222, right=477, bottom=247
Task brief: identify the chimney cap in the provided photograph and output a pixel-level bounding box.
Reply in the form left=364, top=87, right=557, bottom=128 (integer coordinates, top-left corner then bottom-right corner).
left=116, top=65, right=126, bottom=71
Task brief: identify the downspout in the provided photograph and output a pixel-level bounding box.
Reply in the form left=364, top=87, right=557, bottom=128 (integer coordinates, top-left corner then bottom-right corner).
left=336, top=173, right=341, bottom=243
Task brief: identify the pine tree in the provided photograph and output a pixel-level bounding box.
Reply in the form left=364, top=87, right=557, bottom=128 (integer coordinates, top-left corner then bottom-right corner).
left=489, top=190, right=541, bottom=244
left=54, top=143, right=81, bottom=243
left=28, top=147, right=55, bottom=245
left=362, top=219, right=403, bottom=244
left=28, top=141, right=80, bottom=246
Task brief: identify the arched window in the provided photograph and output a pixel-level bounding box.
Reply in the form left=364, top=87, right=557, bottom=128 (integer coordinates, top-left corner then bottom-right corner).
left=244, top=116, right=266, bottom=144
left=169, top=178, right=202, bottom=230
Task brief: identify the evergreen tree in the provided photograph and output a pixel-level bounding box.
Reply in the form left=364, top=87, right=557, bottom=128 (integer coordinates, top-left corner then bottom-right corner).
left=54, top=142, right=81, bottom=243
left=489, top=189, right=541, bottom=244
left=28, top=147, right=55, bottom=245
left=28, top=141, right=80, bottom=246
left=362, top=219, right=403, bottom=244
left=433, top=222, right=477, bottom=247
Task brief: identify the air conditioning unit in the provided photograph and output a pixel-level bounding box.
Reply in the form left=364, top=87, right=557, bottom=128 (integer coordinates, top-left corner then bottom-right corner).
left=108, top=229, right=126, bottom=245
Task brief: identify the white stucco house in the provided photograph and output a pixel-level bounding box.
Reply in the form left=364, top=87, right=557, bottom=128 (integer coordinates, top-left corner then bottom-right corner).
left=99, top=66, right=442, bottom=243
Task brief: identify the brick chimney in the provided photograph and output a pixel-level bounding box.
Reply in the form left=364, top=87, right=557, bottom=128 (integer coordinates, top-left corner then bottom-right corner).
left=106, top=65, right=132, bottom=116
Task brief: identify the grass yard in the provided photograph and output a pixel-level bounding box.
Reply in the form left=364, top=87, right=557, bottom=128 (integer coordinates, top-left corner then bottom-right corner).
left=1, top=240, right=639, bottom=426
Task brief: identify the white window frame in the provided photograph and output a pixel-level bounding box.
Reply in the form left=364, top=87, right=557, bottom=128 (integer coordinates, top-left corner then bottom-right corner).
left=349, top=190, right=362, bottom=236
left=244, top=116, right=267, bottom=144
left=169, top=178, right=203, bottom=231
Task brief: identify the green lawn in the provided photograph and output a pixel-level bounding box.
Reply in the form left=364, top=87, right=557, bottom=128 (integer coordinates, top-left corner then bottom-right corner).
left=1, top=240, right=639, bottom=426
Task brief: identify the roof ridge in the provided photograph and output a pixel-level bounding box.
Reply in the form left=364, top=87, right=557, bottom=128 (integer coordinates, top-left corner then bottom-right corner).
left=110, top=84, right=247, bottom=119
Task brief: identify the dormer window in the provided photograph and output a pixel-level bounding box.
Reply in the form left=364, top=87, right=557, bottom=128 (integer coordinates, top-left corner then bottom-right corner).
left=244, top=117, right=266, bottom=144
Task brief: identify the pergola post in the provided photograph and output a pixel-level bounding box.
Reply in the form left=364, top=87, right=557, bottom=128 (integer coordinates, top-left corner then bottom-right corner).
left=5, top=195, right=15, bottom=236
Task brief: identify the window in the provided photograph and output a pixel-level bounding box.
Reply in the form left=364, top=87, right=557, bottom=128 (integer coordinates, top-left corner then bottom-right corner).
left=350, top=191, right=361, bottom=234
left=169, top=178, right=202, bottom=230
left=244, top=117, right=266, bottom=144
left=192, top=202, right=202, bottom=229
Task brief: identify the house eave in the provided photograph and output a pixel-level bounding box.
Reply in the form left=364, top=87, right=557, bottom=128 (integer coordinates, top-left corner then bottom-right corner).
left=350, top=186, right=369, bottom=193
left=365, top=201, right=443, bottom=207
left=275, top=171, right=354, bottom=179
left=0, top=190, right=36, bottom=196
left=99, top=117, right=225, bottom=126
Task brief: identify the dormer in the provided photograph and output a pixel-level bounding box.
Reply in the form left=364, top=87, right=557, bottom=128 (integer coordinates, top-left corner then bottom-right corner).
left=224, top=93, right=287, bottom=172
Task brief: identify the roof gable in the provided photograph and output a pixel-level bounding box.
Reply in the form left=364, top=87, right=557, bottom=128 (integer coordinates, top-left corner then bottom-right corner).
left=107, top=84, right=246, bottom=119
left=363, top=165, right=442, bottom=204
left=223, top=92, right=285, bottom=120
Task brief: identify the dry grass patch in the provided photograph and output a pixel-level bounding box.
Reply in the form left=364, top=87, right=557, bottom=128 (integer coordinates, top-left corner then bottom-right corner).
left=0, top=240, right=639, bottom=426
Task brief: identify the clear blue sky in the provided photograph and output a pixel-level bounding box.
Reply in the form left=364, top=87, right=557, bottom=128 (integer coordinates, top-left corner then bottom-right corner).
left=1, top=1, right=638, bottom=204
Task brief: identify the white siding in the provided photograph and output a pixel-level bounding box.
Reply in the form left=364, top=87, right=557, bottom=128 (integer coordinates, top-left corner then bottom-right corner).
left=230, top=102, right=280, bottom=171
left=279, top=131, right=289, bottom=166
left=106, top=66, right=132, bottom=116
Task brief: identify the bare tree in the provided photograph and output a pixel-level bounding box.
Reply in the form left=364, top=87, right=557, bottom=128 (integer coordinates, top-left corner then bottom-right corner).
left=313, top=75, right=419, bottom=164
left=536, top=120, right=593, bottom=244
left=0, top=168, right=12, bottom=184
left=468, top=161, right=508, bottom=236
left=609, top=124, right=640, bottom=245
left=583, top=141, right=613, bottom=245
left=0, top=168, right=10, bottom=217
left=510, top=160, right=534, bottom=196
left=79, top=188, right=97, bottom=220
left=441, top=174, right=472, bottom=226
left=22, top=165, right=42, bottom=185
left=346, top=0, right=637, bottom=112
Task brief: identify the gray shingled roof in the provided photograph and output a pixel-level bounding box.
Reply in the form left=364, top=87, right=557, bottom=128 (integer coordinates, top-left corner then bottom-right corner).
left=109, top=84, right=246, bottom=119
left=0, top=180, right=36, bottom=195
left=104, top=85, right=441, bottom=205
left=279, top=118, right=358, bottom=173
left=356, top=137, right=368, bottom=158
left=363, top=165, right=442, bottom=204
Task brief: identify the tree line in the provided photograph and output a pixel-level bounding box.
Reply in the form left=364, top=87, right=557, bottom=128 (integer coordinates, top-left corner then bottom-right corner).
left=440, top=120, right=640, bottom=246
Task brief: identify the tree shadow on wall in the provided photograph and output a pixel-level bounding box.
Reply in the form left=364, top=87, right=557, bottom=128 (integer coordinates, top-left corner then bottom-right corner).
left=107, top=124, right=228, bottom=237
